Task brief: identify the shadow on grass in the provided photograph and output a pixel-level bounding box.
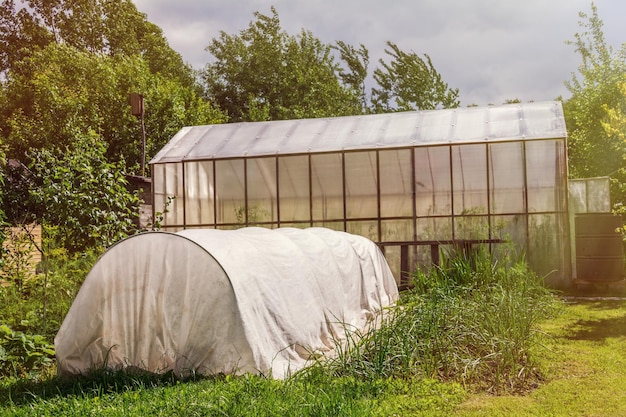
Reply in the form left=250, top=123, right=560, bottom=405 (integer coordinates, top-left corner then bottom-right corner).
left=0, top=369, right=214, bottom=408
left=564, top=300, right=626, bottom=341
left=566, top=299, right=626, bottom=311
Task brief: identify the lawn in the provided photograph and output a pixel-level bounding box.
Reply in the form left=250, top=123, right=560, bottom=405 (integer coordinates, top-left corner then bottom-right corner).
left=2, top=297, right=626, bottom=416
left=456, top=297, right=626, bottom=416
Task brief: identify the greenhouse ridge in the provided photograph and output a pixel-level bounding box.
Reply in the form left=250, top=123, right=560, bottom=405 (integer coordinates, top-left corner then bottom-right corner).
left=150, top=101, right=567, bottom=163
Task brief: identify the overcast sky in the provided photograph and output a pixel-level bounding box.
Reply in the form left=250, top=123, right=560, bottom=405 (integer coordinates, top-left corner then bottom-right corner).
left=133, top=0, right=624, bottom=107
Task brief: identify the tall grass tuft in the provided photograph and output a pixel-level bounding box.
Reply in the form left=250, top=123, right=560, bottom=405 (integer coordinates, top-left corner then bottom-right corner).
left=315, top=244, right=556, bottom=394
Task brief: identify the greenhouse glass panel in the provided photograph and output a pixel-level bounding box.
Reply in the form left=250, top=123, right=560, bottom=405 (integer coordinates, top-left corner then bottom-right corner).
left=452, top=106, right=487, bottom=142
left=568, top=178, right=611, bottom=214
left=215, top=159, right=245, bottom=224
left=278, top=222, right=310, bottom=229
left=524, top=105, right=566, bottom=137
left=452, top=144, right=488, bottom=215
left=152, top=163, right=184, bottom=227
left=489, top=142, right=525, bottom=214
left=381, top=219, right=414, bottom=242
left=526, top=140, right=567, bottom=212
left=487, top=105, right=523, bottom=139
left=454, top=215, right=489, bottom=239
left=382, top=246, right=401, bottom=285
left=586, top=178, right=611, bottom=213
left=491, top=214, right=527, bottom=257
left=311, top=153, right=343, bottom=222
left=312, top=221, right=343, bottom=231
left=278, top=155, right=310, bottom=222
left=416, top=217, right=452, bottom=240
left=528, top=213, right=568, bottom=279
left=246, top=157, right=277, bottom=224
left=568, top=180, right=587, bottom=214
left=152, top=163, right=167, bottom=215
left=377, top=112, right=420, bottom=146
left=492, top=214, right=526, bottom=241
left=156, top=126, right=208, bottom=162
left=347, top=221, right=378, bottom=242
left=245, top=121, right=298, bottom=156
left=218, top=123, right=269, bottom=157
left=184, top=161, right=215, bottom=226
left=345, top=152, right=378, bottom=219
left=415, top=146, right=451, bottom=216
left=379, top=149, right=413, bottom=218
left=413, top=246, right=435, bottom=272
left=417, top=110, right=452, bottom=144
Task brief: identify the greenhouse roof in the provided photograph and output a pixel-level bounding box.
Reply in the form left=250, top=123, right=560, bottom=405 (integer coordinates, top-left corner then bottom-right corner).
left=150, top=100, right=566, bottom=164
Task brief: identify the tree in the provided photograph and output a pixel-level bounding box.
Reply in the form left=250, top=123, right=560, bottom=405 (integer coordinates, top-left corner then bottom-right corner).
left=564, top=3, right=626, bottom=183
left=1, top=131, right=140, bottom=253
left=0, top=0, right=194, bottom=86
left=0, top=142, right=6, bottom=270
left=601, top=77, right=626, bottom=143
left=203, top=8, right=459, bottom=120
left=334, top=41, right=370, bottom=113
left=0, top=0, right=225, bottom=171
left=28, top=132, right=140, bottom=253
left=0, top=43, right=225, bottom=170
left=371, top=41, right=460, bottom=112
left=203, top=7, right=362, bottom=122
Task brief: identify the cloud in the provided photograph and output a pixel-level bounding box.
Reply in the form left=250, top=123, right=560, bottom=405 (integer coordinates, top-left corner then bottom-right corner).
left=134, top=0, right=625, bottom=107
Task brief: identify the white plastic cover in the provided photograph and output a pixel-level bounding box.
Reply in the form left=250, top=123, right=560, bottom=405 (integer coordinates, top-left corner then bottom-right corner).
left=55, top=227, right=398, bottom=378
left=150, top=101, right=566, bottom=163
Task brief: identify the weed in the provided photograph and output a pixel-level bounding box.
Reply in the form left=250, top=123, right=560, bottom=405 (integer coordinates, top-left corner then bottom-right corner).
left=314, top=244, right=556, bottom=394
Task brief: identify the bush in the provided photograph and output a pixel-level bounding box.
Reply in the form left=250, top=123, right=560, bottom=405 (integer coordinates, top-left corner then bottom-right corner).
left=0, top=324, right=54, bottom=380
left=0, top=224, right=100, bottom=340
left=316, top=245, right=556, bottom=394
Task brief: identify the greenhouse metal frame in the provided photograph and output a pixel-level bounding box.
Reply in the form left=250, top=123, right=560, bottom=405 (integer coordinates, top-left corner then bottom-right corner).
left=150, top=101, right=571, bottom=287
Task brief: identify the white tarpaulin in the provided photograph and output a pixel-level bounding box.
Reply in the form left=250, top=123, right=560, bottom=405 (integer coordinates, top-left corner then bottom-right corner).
left=55, top=227, right=398, bottom=378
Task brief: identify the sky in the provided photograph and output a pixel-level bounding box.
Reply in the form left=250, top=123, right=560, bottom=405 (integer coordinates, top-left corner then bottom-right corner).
left=133, top=0, right=625, bottom=107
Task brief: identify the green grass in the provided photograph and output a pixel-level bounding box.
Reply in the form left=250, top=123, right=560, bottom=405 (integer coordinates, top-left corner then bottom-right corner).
left=456, top=298, right=626, bottom=416
left=0, top=248, right=557, bottom=416
left=5, top=299, right=626, bottom=416
left=5, top=248, right=626, bottom=416
left=0, top=370, right=465, bottom=416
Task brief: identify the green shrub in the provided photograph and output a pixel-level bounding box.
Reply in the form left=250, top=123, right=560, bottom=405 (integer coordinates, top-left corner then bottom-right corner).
left=0, top=324, right=55, bottom=379
left=316, top=245, right=556, bottom=394
left=0, top=224, right=100, bottom=340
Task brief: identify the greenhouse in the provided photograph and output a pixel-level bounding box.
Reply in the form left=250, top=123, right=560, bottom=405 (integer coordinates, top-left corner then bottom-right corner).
left=55, top=227, right=398, bottom=378
left=150, top=101, right=571, bottom=288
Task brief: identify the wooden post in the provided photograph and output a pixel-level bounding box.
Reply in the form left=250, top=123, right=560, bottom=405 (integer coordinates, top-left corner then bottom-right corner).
left=400, top=244, right=409, bottom=289
left=129, top=93, right=146, bottom=177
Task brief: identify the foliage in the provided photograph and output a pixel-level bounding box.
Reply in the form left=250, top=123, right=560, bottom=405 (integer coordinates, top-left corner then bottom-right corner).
left=605, top=76, right=626, bottom=228
left=564, top=4, right=626, bottom=208
left=203, top=7, right=362, bottom=122
left=371, top=41, right=460, bottom=112
left=0, top=144, right=6, bottom=268
left=0, top=224, right=99, bottom=339
left=313, top=247, right=555, bottom=394
left=455, top=300, right=626, bottom=416
left=0, top=370, right=463, bottom=416
left=0, top=42, right=225, bottom=169
left=203, top=7, right=459, bottom=121
left=5, top=300, right=626, bottom=416
left=334, top=41, right=370, bottom=113
left=0, top=224, right=39, bottom=303
left=0, top=324, right=54, bottom=380
left=0, top=0, right=194, bottom=86
left=601, top=76, right=626, bottom=143
left=26, top=132, right=139, bottom=253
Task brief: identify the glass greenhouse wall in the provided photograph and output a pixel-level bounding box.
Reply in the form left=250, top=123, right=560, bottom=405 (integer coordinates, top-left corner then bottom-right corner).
left=150, top=101, right=571, bottom=288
